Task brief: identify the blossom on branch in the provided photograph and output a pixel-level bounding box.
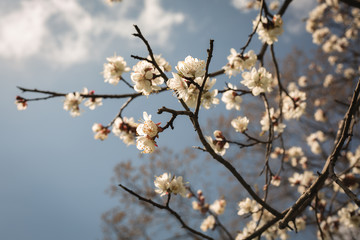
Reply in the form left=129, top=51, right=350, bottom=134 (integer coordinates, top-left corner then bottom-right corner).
left=260, top=108, right=286, bottom=134
left=237, top=197, right=259, bottom=215
left=241, top=67, right=273, bottom=96
left=63, top=92, right=83, bottom=117
left=254, top=14, right=284, bottom=45
left=112, top=117, right=138, bottom=146
left=221, top=83, right=242, bottom=110
left=209, top=199, right=226, bottom=215
left=136, top=112, right=161, bottom=153
left=176, top=56, right=205, bottom=79
left=154, top=172, right=187, bottom=197
left=131, top=61, right=164, bottom=95
left=206, top=130, right=229, bottom=156
left=103, top=54, right=130, bottom=85
left=231, top=116, right=249, bottom=133
left=200, top=215, right=215, bottom=232
left=92, top=123, right=110, bottom=141
left=15, top=96, right=27, bottom=110
left=223, top=49, right=257, bottom=78
left=82, top=88, right=103, bottom=110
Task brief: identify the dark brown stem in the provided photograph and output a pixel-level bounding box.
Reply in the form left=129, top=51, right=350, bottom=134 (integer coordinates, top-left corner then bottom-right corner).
left=119, top=184, right=213, bottom=240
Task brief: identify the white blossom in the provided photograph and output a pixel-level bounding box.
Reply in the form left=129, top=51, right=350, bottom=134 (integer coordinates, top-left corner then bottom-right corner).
left=323, top=74, right=334, bottom=87
left=103, top=54, right=130, bottom=85
left=176, top=56, right=206, bottom=79
left=131, top=61, right=163, bottom=95
left=314, top=109, right=327, bottom=122
left=231, top=116, right=249, bottom=133
left=238, top=198, right=259, bottom=215
left=206, top=135, right=229, bottom=156
left=92, top=123, right=110, bottom=141
left=209, top=199, right=226, bottom=215
left=306, top=131, right=326, bottom=155
left=254, top=14, right=284, bottom=45
left=221, top=83, right=242, bottom=110
left=241, top=67, right=273, bottom=96
left=82, top=88, right=102, bottom=110
left=346, top=145, right=360, bottom=174
left=136, top=112, right=159, bottom=138
left=200, top=215, right=215, bottom=232
left=63, top=92, right=83, bottom=117
left=15, top=96, right=27, bottom=110
left=167, top=73, right=189, bottom=100
left=148, top=54, right=171, bottom=72
left=338, top=203, right=360, bottom=228
left=112, top=117, right=138, bottom=146
left=154, top=173, right=187, bottom=197
left=223, top=49, right=257, bottom=78
left=282, top=88, right=306, bottom=120
left=260, top=108, right=286, bottom=133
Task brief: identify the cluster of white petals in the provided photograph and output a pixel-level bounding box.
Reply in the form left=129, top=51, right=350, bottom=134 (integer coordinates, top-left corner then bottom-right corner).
left=337, top=203, right=360, bottom=228
left=154, top=172, right=187, bottom=197
left=149, top=54, right=172, bottom=72
left=221, top=83, right=242, bottom=110
left=306, top=131, right=326, bottom=155
left=168, top=58, right=219, bottom=109
left=175, top=56, right=205, bottom=79
left=254, top=15, right=284, bottom=45
left=206, top=130, right=229, bottom=156
left=92, top=123, right=110, bottom=141
left=136, top=112, right=160, bottom=154
left=241, top=67, right=273, bottom=96
left=223, top=49, right=257, bottom=78
left=282, top=87, right=307, bottom=120
left=288, top=171, right=316, bottom=194
left=346, top=145, right=360, bottom=174
left=209, top=199, right=226, bottom=215
left=15, top=96, right=27, bottom=111
left=231, top=116, right=249, bottom=133
left=238, top=197, right=259, bottom=215
left=82, top=88, right=103, bottom=110
left=103, top=54, right=130, bottom=85
left=63, top=92, right=83, bottom=117
left=260, top=108, right=286, bottom=134
left=112, top=117, right=138, bottom=146
left=314, top=109, right=327, bottom=122
left=131, top=61, right=164, bottom=95
left=200, top=215, right=215, bottom=232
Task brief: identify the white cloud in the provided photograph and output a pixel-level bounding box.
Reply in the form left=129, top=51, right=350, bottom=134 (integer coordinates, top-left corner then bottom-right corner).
left=0, top=0, right=185, bottom=67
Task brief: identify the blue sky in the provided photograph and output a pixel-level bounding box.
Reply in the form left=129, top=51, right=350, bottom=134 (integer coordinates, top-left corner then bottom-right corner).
left=0, top=0, right=316, bottom=239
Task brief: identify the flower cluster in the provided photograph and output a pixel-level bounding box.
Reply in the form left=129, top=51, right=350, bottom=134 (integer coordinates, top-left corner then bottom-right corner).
left=260, top=108, right=286, bottom=134
left=112, top=117, right=138, bottom=146
left=223, top=49, right=257, bottom=78
left=288, top=171, right=316, bottom=194
left=241, top=67, right=273, bottom=96
left=103, top=54, right=131, bottom=85
left=168, top=56, right=219, bottom=109
left=306, top=130, right=326, bottom=155
left=254, top=15, right=284, bottom=45
left=206, top=130, right=229, bottom=156
left=131, top=61, right=164, bottom=95
left=63, top=92, right=83, bottom=117
left=136, top=112, right=161, bottom=154
left=92, top=123, right=111, bottom=141
left=282, top=86, right=307, bottom=120
left=154, top=172, right=187, bottom=197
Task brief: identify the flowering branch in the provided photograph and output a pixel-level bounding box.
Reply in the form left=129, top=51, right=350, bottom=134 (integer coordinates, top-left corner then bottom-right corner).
left=279, top=79, right=360, bottom=229
left=118, top=184, right=214, bottom=240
